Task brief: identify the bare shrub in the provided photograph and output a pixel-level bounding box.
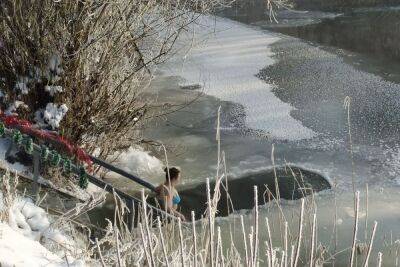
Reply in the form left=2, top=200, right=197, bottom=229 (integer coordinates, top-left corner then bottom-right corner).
left=0, top=0, right=228, bottom=159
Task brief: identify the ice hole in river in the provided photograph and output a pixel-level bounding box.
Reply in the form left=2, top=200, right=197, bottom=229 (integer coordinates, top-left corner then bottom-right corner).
left=177, top=166, right=331, bottom=220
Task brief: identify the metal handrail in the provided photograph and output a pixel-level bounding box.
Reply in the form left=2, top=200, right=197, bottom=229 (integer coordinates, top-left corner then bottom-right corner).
left=1, top=127, right=181, bottom=229
left=89, top=155, right=157, bottom=192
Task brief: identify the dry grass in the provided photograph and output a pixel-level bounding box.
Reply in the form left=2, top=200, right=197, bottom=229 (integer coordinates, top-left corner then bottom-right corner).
left=0, top=105, right=387, bottom=266
left=82, top=106, right=385, bottom=267
left=0, top=169, right=18, bottom=221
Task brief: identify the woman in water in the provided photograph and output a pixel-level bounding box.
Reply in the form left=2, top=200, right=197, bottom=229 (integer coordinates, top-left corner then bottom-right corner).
left=156, top=167, right=186, bottom=221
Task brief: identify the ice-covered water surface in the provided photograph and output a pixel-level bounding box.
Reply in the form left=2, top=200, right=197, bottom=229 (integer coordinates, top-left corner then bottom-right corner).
left=150, top=15, right=400, bottom=191
left=161, top=15, right=315, bottom=141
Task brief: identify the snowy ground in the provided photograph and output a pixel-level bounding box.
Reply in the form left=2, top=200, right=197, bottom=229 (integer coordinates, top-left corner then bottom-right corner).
left=0, top=192, right=86, bottom=266
left=0, top=223, right=80, bottom=267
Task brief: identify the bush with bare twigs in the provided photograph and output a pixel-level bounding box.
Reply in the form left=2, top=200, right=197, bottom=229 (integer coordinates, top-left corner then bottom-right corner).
left=0, top=0, right=228, bottom=159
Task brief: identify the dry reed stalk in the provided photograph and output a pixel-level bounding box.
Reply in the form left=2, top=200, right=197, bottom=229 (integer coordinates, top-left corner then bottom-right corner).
left=241, top=215, right=250, bottom=267
left=333, top=177, right=338, bottom=267
left=344, top=96, right=356, bottom=193
left=362, top=221, right=378, bottom=267
left=284, top=221, right=288, bottom=267
left=290, top=245, right=295, bottom=267
left=309, top=213, right=317, bottom=267
left=192, top=211, right=198, bottom=267
left=265, top=241, right=271, bottom=267
left=266, top=218, right=274, bottom=267
left=218, top=228, right=225, bottom=267
left=294, top=199, right=305, bottom=267
left=157, top=216, right=170, bottom=267
left=139, top=223, right=151, bottom=266
left=263, top=185, right=288, bottom=232
left=178, top=218, right=185, bottom=267
left=114, top=226, right=122, bottom=267
left=222, top=151, right=231, bottom=216
left=253, top=186, right=259, bottom=266
left=271, top=144, right=280, bottom=200
left=141, top=190, right=155, bottom=267
left=377, top=252, right=383, bottom=267
left=215, top=226, right=221, bottom=266
left=365, top=184, right=369, bottom=242
left=206, top=178, right=215, bottom=267
left=95, top=238, right=106, bottom=267
left=349, top=191, right=360, bottom=267
left=249, top=227, right=254, bottom=267
left=216, top=106, right=221, bottom=180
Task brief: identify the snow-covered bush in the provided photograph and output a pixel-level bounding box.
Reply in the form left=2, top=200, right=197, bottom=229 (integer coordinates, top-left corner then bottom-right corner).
left=0, top=0, right=227, bottom=158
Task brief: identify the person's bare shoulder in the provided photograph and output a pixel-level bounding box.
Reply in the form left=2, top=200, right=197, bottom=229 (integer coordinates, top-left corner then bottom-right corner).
left=157, top=184, right=170, bottom=197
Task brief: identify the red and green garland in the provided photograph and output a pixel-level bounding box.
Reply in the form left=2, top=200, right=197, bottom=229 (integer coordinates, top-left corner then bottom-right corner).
left=0, top=112, right=93, bottom=171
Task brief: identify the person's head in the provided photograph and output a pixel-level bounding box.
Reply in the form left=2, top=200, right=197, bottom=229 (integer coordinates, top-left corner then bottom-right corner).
left=164, top=166, right=181, bottom=185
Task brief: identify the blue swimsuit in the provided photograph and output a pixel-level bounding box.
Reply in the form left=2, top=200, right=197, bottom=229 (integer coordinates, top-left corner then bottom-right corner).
left=172, top=194, right=181, bottom=205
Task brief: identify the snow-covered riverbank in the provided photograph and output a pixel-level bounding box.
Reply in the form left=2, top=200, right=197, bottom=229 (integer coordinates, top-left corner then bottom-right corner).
left=0, top=190, right=87, bottom=266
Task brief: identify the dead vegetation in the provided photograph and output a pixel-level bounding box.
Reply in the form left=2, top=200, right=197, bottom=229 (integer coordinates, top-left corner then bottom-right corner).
left=0, top=0, right=228, bottom=160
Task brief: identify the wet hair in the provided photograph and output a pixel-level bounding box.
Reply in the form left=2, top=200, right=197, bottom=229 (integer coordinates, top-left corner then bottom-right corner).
left=164, top=167, right=181, bottom=181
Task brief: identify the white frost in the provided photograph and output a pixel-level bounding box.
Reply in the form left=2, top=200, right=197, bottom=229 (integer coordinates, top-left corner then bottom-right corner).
left=43, top=103, right=68, bottom=129
left=48, top=55, right=63, bottom=76
left=5, top=100, right=28, bottom=116
left=45, top=85, right=64, bottom=96
left=14, top=76, right=30, bottom=95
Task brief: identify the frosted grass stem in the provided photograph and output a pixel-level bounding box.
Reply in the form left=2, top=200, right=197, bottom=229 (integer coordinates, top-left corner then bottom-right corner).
left=266, top=218, right=273, bottom=267
left=362, top=221, right=378, bottom=267
left=377, top=252, right=383, bottom=267
left=344, top=96, right=356, bottom=193
left=349, top=191, right=360, bottom=267
left=249, top=227, right=254, bottom=267
left=284, top=221, right=288, bottom=267
left=141, top=190, right=155, bottom=267
left=271, top=144, right=281, bottom=201
left=139, top=223, right=151, bottom=266
left=309, top=213, right=317, bottom=267
left=206, top=178, right=215, bottom=267
left=178, top=218, right=185, bottom=266
left=365, top=184, right=369, bottom=241
left=294, top=199, right=305, bottom=267
left=157, top=217, right=170, bottom=267
left=191, top=211, right=197, bottom=267
left=253, top=186, right=259, bottom=266
left=95, top=238, right=106, bottom=267
left=290, top=245, right=295, bottom=267
left=241, top=215, right=250, bottom=267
